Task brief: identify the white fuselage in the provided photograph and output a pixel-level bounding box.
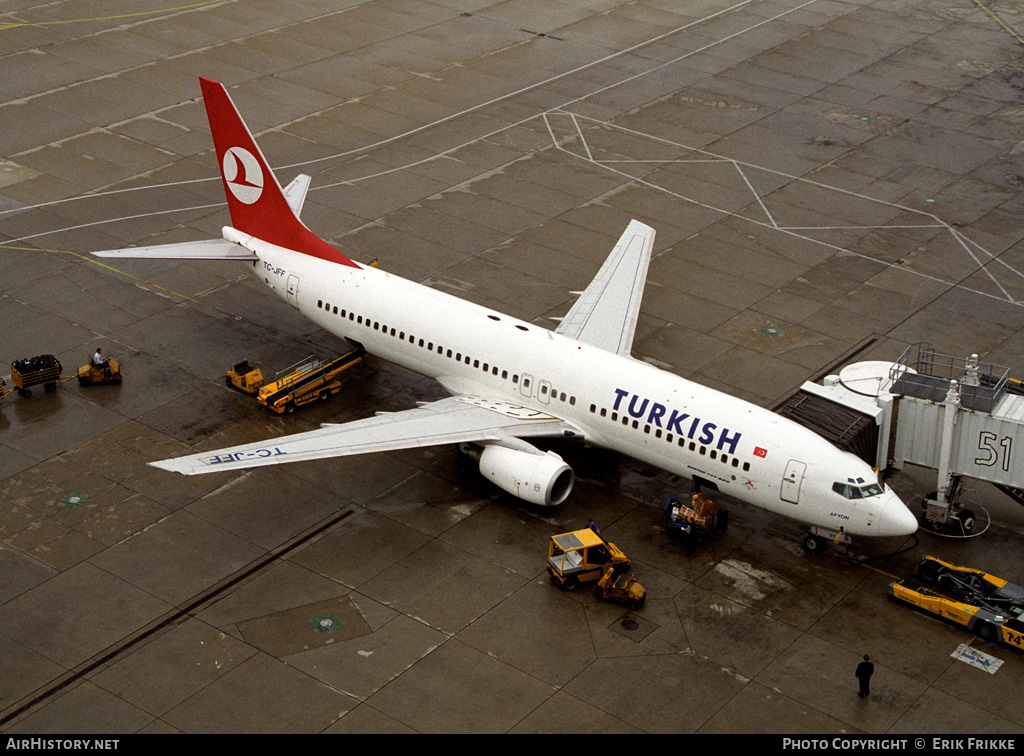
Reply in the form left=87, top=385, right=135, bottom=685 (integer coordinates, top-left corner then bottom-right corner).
left=243, top=231, right=914, bottom=537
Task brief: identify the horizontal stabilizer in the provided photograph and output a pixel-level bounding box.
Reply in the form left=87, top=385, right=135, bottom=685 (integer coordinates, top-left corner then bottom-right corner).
left=283, top=174, right=312, bottom=216
left=93, top=238, right=257, bottom=260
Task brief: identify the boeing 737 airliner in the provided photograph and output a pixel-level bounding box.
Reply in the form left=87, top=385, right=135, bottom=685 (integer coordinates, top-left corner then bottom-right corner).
left=95, top=78, right=918, bottom=540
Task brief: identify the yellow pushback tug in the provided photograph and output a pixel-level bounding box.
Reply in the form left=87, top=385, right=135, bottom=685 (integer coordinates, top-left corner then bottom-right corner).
left=889, top=555, right=1024, bottom=652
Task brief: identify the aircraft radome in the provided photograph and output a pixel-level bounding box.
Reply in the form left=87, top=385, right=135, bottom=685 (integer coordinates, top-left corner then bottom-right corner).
left=95, top=78, right=919, bottom=542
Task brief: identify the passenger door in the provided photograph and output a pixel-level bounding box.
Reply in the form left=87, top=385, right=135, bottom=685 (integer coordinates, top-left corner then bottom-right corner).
left=781, top=459, right=806, bottom=504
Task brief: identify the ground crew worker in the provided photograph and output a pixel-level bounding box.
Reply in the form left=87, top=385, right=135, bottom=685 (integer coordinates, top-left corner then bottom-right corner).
left=856, top=654, right=874, bottom=698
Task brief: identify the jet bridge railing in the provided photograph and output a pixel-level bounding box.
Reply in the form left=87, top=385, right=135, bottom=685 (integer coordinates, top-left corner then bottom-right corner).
left=889, top=343, right=1009, bottom=414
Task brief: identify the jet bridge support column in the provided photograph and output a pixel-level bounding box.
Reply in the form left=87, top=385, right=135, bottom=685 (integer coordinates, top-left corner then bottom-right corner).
left=928, top=379, right=961, bottom=529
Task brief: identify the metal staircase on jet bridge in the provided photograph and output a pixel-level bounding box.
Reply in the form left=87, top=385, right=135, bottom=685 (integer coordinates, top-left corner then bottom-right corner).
left=779, top=343, right=1024, bottom=535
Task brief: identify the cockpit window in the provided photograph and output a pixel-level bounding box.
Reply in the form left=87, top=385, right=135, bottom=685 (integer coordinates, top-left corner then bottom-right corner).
left=833, top=481, right=883, bottom=499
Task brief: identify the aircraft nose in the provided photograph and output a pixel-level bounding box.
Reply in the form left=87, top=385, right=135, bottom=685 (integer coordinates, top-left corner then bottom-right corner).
left=877, top=492, right=918, bottom=536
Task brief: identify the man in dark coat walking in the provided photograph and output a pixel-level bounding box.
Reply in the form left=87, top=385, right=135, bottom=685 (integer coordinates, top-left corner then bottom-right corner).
left=856, top=654, right=874, bottom=698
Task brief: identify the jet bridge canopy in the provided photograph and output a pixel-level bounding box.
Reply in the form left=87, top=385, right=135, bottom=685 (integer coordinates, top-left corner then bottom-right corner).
left=776, top=390, right=879, bottom=468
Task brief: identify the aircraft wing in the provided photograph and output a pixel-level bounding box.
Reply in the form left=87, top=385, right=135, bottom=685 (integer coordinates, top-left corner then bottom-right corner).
left=555, top=219, right=655, bottom=356
left=150, top=396, right=574, bottom=475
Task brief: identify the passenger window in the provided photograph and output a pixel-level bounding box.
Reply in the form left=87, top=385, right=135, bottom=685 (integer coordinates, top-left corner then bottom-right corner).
left=333, top=307, right=338, bottom=315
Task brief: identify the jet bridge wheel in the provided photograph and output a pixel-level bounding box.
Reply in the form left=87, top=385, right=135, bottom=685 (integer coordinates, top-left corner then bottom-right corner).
left=954, top=509, right=976, bottom=534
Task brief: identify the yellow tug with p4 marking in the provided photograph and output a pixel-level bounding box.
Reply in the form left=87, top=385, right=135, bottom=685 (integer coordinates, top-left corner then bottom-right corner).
left=257, top=348, right=365, bottom=414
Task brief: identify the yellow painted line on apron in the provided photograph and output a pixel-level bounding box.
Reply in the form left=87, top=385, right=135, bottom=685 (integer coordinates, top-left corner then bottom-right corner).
left=0, top=1, right=224, bottom=30
left=971, top=0, right=1024, bottom=47
left=1, top=244, right=200, bottom=304
left=858, top=561, right=901, bottom=581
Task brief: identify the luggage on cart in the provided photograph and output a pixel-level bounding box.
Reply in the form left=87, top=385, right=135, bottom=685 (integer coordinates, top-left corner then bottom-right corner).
left=11, top=355, right=62, bottom=397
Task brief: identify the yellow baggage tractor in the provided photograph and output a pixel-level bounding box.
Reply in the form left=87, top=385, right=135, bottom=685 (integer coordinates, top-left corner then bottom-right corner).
left=77, top=356, right=122, bottom=386
left=11, top=355, right=62, bottom=397
left=888, top=555, right=1024, bottom=652
left=226, top=360, right=263, bottom=394
left=595, top=558, right=647, bottom=609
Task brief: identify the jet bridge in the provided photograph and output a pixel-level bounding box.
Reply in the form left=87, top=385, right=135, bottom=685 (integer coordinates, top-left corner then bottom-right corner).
left=780, top=343, right=1024, bottom=535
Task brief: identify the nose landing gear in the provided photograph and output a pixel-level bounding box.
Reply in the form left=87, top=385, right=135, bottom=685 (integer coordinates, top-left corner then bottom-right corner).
left=801, top=526, right=850, bottom=555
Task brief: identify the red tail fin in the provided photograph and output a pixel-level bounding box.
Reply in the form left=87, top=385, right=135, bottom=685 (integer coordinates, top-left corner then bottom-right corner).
left=199, top=78, right=357, bottom=268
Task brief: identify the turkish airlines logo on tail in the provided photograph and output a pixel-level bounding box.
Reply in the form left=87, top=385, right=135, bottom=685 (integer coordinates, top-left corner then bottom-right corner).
left=223, top=146, right=263, bottom=205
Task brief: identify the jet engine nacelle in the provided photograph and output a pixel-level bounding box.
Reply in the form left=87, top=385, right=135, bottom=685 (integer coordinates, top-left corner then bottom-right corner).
left=477, top=445, right=574, bottom=506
